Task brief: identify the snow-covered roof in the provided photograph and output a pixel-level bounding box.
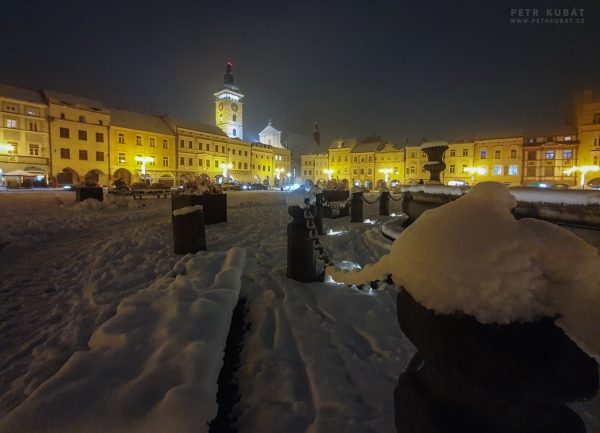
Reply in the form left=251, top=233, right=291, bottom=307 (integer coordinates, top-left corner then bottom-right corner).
left=43, top=90, right=105, bottom=111
left=328, top=138, right=357, bottom=149
left=163, top=116, right=228, bottom=137
left=449, top=134, right=475, bottom=144
left=523, top=126, right=577, bottom=138
left=350, top=142, right=384, bottom=153
left=109, top=108, right=174, bottom=135
left=0, top=83, right=44, bottom=104
left=474, top=129, right=524, bottom=141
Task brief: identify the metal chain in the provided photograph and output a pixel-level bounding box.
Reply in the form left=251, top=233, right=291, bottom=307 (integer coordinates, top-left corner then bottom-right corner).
left=389, top=193, right=403, bottom=201
left=322, top=196, right=352, bottom=211
left=362, top=195, right=380, bottom=205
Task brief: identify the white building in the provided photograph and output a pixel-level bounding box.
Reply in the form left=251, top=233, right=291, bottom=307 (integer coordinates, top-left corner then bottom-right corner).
left=259, top=120, right=283, bottom=148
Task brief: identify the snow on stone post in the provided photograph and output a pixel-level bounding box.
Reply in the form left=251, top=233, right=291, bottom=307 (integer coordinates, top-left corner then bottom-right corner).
left=286, top=186, right=317, bottom=283
left=379, top=181, right=390, bottom=216
left=421, top=141, right=449, bottom=183
left=350, top=185, right=364, bottom=223
left=306, top=180, right=324, bottom=236
left=172, top=205, right=207, bottom=254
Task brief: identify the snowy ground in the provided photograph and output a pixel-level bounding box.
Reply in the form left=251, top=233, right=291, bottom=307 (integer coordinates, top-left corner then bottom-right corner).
left=0, top=190, right=598, bottom=432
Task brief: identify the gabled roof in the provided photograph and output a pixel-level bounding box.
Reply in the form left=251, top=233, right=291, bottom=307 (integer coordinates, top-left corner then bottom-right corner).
left=449, top=134, right=475, bottom=144
left=377, top=142, right=400, bottom=152
left=163, top=116, right=228, bottom=137
left=259, top=124, right=281, bottom=136
left=328, top=138, right=358, bottom=149
left=523, top=126, right=577, bottom=138
left=474, top=129, right=523, bottom=141
left=109, top=108, right=174, bottom=135
left=43, top=90, right=105, bottom=111
left=351, top=142, right=384, bottom=153
left=0, top=83, right=44, bottom=104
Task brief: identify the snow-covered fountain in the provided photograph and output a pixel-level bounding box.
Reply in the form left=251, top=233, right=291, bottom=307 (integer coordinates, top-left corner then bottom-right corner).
left=421, top=141, right=449, bottom=184
left=327, top=182, right=600, bottom=431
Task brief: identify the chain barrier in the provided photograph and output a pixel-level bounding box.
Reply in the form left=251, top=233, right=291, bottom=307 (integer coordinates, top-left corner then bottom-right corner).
left=362, top=195, right=380, bottom=205
left=302, top=200, right=392, bottom=290
left=389, top=193, right=403, bottom=201
left=321, top=196, right=352, bottom=211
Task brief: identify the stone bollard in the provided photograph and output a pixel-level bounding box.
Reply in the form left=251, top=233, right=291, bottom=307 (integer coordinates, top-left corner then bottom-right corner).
left=313, top=192, right=324, bottom=235
left=350, top=191, right=364, bottom=223
left=287, top=205, right=317, bottom=283
left=379, top=191, right=390, bottom=216
left=172, top=206, right=207, bottom=254
left=76, top=186, right=103, bottom=202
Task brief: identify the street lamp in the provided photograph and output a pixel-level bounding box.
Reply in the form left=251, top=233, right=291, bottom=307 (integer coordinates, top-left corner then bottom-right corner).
left=0, top=143, right=15, bottom=152
left=564, top=165, right=600, bottom=189
left=464, top=167, right=486, bottom=186
left=379, top=168, right=393, bottom=183
left=286, top=172, right=291, bottom=184
left=275, top=168, right=284, bottom=186
left=323, top=169, right=334, bottom=180
left=134, top=156, right=155, bottom=181
left=220, top=163, right=233, bottom=182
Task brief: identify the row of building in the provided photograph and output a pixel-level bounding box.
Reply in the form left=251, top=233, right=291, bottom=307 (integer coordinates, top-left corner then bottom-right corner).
left=301, top=91, right=600, bottom=188
left=0, top=65, right=292, bottom=187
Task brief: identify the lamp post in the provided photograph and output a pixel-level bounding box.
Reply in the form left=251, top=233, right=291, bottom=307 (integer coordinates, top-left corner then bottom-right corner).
left=286, top=172, right=291, bottom=185
left=379, top=168, right=393, bottom=183
left=323, top=169, right=334, bottom=181
left=275, top=168, right=284, bottom=187
left=564, top=165, right=600, bottom=189
left=464, top=167, right=486, bottom=186
left=220, top=163, right=233, bottom=183
left=135, top=156, right=155, bottom=183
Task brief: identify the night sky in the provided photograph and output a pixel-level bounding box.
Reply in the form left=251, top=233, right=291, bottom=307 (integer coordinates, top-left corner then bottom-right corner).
left=1, top=0, right=599, bottom=146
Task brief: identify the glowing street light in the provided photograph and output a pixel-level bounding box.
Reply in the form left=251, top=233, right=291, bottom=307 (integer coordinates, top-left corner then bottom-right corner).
left=220, top=163, right=233, bottom=180
left=464, top=167, right=486, bottom=186
left=134, top=156, right=155, bottom=176
left=323, top=169, right=334, bottom=180
left=275, top=168, right=284, bottom=186
left=0, top=143, right=15, bottom=152
left=379, top=168, right=393, bottom=182
left=564, top=165, right=600, bottom=189
left=286, top=172, right=291, bottom=184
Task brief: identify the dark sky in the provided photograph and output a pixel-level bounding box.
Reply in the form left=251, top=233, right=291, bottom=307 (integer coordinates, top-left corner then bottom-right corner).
left=1, top=0, right=599, bottom=146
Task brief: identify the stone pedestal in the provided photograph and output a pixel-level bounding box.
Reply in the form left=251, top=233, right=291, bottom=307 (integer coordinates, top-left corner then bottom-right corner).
left=379, top=191, right=390, bottom=216
left=287, top=206, right=317, bottom=283
left=172, top=193, right=227, bottom=225
left=173, top=209, right=206, bottom=254
left=76, top=187, right=103, bottom=202
left=350, top=191, right=364, bottom=223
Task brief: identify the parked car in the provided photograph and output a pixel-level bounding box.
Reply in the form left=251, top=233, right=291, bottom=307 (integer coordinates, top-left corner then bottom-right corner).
left=131, top=182, right=149, bottom=190
left=149, top=183, right=169, bottom=189
left=61, top=184, right=76, bottom=191
left=111, top=180, right=130, bottom=191
left=221, top=182, right=241, bottom=191
left=241, top=183, right=268, bottom=191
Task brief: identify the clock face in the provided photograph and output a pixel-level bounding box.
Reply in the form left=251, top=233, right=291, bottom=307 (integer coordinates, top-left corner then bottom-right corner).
left=231, top=103, right=238, bottom=112
left=218, top=103, right=223, bottom=111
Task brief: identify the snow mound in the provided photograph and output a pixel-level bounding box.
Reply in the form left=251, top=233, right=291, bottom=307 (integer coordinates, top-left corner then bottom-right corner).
left=285, top=185, right=315, bottom=209
left=73, top=195, right=137, bottom=211
left=0, top=247, right=247, bottom=433
left=328, top=182, right=600, bottom=361
left=351, top=185, right=362, bottom=193
left=172, top=204, right=203, bottom=216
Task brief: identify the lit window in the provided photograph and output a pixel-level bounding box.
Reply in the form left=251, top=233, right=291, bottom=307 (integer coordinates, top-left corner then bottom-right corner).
left=118, top=153, right=125, bottom=163
left=493, top=165, right=502, bottom=175
left=509, top=165, right=518, bottom=175
left=545, top=150, right=555, bottom=160
left=6, top=119, right=16, bottom=128
left=79, top=116, right=86, bottom=123
left=565, top=136, right=572, bottom=141
left=27, top=108, right=38, bottom=115
left=136, top=154, right=143, bottom=165
left=480, top=150, right=487, bottom=160
left=563, top=149, right=573, bottom=160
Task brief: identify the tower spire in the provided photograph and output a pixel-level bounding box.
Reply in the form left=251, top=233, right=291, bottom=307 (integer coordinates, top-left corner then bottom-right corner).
left=313, top=121, right=320, bottom=146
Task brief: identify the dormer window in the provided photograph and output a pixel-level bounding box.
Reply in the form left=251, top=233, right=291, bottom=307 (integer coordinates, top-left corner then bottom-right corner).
left=79, top=116, right=86, bottom=123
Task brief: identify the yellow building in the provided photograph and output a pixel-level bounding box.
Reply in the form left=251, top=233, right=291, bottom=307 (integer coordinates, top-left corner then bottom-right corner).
left=226, top=139, right=254, bottom=184
left=163, top=116, right=231, bottom=185
left=374, top=142, right=404, bottom=187
left=572, top=90, right=600, bottom=169
left=328, top=138, right=356, bottom=186
left=349, top=142, right=381, bottom=188
left=445, top=136, right=475, bottom=185
left=273, top=146, right=292, bottom=186
left=109, top=109, right=176, bottom=186
left=0, top=84, right=50, bottom=185
left=44, top=90, right=110, bottom=185
left=301, top=154, right=315, bottom=184
left=471, top=129, right=523, bottom=185
left=251, top=143, right=274, bottom=185
left=301, top=153, right=328, bottom=185
left=404, top=144, right=429, bottom=183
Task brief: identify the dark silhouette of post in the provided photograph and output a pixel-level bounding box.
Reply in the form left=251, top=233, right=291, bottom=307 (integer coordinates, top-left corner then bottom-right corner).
left=287, top=205, right=317, bottom=282
left=313, top=193, right=324, bottom=235
left=172, top=208, right=206, bottom=254
left=379, top=191, right=390, bottom=216
left=351, top=191, right=364, bottom=222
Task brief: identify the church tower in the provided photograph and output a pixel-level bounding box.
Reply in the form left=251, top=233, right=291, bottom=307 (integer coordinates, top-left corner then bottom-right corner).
left=214, top=62, right=244, bottom=139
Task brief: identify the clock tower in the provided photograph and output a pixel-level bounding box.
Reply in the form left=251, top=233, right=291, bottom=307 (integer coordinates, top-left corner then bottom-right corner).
left=214, top=62, right=244, bottom=140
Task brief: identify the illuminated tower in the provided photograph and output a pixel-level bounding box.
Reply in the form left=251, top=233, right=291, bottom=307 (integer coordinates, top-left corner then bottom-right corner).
left=214, top=62, right=244, bottom=139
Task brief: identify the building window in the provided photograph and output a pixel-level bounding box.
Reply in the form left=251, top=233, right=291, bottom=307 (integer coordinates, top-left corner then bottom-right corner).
left=149, top=155, right=156, bottom=166
left=149, top=138, right=156, bottom=147
left=527, top=151, right=536, bottom=160
left=179, top=139, right=184, bottom=148
left=6, top=119, right=17, bottom=128
left=188, top=157, right=193, bottom=166
left=233, top=128, right=236, bottom=137
left=462, top=149, right=468, bottom=156
left=60, top=113, right=65, bottom=119
left=449, top=165, right=455, bottom=174
left=527, top=166, right=536, bottom=177
left=510, top=149, right=517, bottom=158
left=27, top=108, right=38, bottom=116
left=4, top=104, right=16, bottom=112
left=368, top=156, right=373, bottom=162
left=462, top=164, right=468, bottom=173
left=344, top=168, right=347, bottom=174
left=99, top=120, right=103, bottom=126
left=79, top=150, right=88, bottom=160
left=494, top=150, right=501, bottom=159
left=353, top=169, right=357, bottom=175
left=480, top=166, right=488, bottom=175
left=309, top=170, right=312, bottom=175
left=509, top=165, right=518, bottom=175
left=29, top=122, right=38, bottom=131
left=238, top=162, right=242, bottom=169
left=29, top=144, right=39, bottom=156
left=545, top=150, right=555, bottom=160
left=367, top=168, right=372, bottom=175
left=410, top=152, right=416, bottom=158
left=96, top=132, right=104, bottom=143
left=450, top=149, right=456, bottom=157
left=493, top=165, right=502, bottom=175
left=96, top=151, right=104, bottom=161
left=222, top=146, right=225, bottom=153
left=338, top=156, right=341, bottom=162
left=118, top=152, right=126, bottom=163
left=133, top=135, right=141, bottom=146
left=59, top=127, right=70, bottom=138
left=233, top=114, right=237, bottom=122
left=206, top=160, right=211, bottom=167
left=78, top=130, right=87, bottom=141
left=60, top=148, right=70, bottom=159
left=564, top=136, right=571, bottom=141
left=594, top=136, right=600, bottom=147
left=332, top=157, right=334, bottom=162
left=244, top=162, right=248, bottom=169
left=136, top=154, right=143, bottom=165
left=595, top=156, right=599, bottom=166
left=361, top=156, right=365, bottom=163
left=188, top=140, right=192, bottom=149
left=206, top=144, right=211, bottom=151
left=163, top=139, right=168, bottom=149
left=353, top=156, right=358, bottom=163
left=593, top=113, right=600, bottom=124
left=180, top=156, right=185, bottom=166
left=304, top=170, right=307, bottom=176
left=421, top=166, right=426, bottom=173
left=410, top=166, right=415, bottom=173
left=544, top=166, right=554, bottom=177
left=563, top=149, right=573, bottom=160
left=198, top=159, right=203, bottom=167
left=118, top=133, right=125, bottom=144
left=163, top=156, right=169, bottom=167
left=394, top=167, right=399, bottom=174
left=245, top=151, right=248, bottom=156
left=268, top=167, right=270, bottom=172
left=79, top=116, right=86, bottom=123
left=480, top=150, right=487, bottom=160
left=422, top=152, right=426, bottom=158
